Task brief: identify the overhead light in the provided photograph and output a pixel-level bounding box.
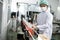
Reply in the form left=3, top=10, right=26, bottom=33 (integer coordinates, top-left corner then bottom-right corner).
left=57, top=7, right=60, bottom=11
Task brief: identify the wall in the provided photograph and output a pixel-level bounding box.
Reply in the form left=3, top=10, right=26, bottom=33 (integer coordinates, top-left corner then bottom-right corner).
left=46, top=0, right=58, bottom=16
left=11, top=0, right=17, bottom=12
left=56, top=0, right=60, bottom=20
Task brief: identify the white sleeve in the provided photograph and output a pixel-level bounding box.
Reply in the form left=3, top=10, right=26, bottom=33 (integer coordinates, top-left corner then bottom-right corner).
left=37, top=14, right=53, bottom=31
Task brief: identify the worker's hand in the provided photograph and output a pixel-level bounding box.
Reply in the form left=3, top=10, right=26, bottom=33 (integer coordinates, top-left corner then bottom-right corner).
left=32, top=24, right=37, bottom=30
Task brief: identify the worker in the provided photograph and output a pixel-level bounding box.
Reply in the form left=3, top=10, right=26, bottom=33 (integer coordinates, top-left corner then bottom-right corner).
left=32, top=0, right=53, bottom=40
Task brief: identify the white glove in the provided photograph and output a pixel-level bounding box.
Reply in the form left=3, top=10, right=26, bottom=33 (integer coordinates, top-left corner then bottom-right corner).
left=38, top=36, right=43, bottom=40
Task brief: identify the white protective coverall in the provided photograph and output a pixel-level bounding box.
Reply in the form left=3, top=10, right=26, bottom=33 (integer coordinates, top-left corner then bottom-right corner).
left=37, top=10, right=53, bottom=40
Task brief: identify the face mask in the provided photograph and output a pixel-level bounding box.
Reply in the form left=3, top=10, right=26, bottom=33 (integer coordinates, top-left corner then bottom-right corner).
left=41, top=6, right=47, bottom=12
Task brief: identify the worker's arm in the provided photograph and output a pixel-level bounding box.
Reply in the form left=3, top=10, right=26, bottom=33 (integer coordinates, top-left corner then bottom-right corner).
left=37, top=14, right=53, bottom=31
left=32, top=14, right=53, bottom=31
